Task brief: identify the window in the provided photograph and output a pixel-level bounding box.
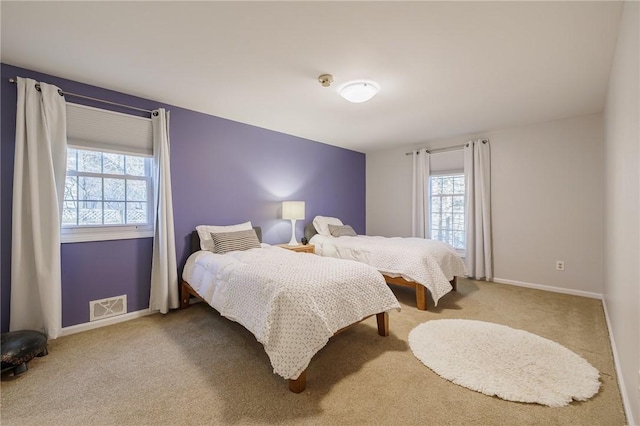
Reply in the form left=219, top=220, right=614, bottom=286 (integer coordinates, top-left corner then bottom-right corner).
left=61, top=148, right=153, bottom=242
left=61, top=102, right=154, bottom=243
left=430, top=174, right=465, bottom=252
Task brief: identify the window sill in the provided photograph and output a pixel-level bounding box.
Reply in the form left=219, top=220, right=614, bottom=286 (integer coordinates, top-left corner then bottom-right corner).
left=61, top=228, right=153, bottom=243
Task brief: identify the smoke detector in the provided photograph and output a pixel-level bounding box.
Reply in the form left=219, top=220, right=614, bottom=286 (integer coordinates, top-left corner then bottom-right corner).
left=318, top=74, right=334, bottom=87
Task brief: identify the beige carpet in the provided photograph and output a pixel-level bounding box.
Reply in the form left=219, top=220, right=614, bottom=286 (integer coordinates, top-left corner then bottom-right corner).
left=1, top=279, right=627, bottom=425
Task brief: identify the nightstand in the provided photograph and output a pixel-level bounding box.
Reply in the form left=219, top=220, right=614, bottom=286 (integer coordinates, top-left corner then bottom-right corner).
left=277, top=244, right=315, bottom=254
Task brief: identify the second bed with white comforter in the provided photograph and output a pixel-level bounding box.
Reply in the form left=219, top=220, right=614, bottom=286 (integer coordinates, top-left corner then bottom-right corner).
left=310, top=234, right=467, bottom=306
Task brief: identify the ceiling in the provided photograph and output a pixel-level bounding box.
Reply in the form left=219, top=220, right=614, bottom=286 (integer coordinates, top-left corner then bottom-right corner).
left=1, top=1, right=623, bottom=153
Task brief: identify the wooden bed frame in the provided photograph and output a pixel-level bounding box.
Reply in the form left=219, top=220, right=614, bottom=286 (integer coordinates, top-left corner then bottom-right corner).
left=303, top=223, right=458, bottom=311
left=383, top=275, right=457, bottom=311
left=181, top=229, right=390, bottom=393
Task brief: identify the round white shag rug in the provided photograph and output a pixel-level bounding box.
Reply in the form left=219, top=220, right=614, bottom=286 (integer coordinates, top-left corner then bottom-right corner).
left=408, top=319, right=600, bottom=407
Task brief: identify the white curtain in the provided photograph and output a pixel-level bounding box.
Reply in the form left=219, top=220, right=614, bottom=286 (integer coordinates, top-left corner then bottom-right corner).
left=11, top=77, right=67, bottom=338
left=149, top=109, right=179, bottom=313
left=464, top=139, right=492, bottom=280
left=411, top=148, right=431, bottom=238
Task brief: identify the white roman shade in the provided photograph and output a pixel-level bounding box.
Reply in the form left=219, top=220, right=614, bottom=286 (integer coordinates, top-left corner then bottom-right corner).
left=66, top=102, right=152, bottom=155
left=430, top=149, right=464, bottom=174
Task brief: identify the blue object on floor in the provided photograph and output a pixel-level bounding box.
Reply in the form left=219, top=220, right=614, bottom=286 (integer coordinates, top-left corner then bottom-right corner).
left=1, top=330, right=48, bottom=377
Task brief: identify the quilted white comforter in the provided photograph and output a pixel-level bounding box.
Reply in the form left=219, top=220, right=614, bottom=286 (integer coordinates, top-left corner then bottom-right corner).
left=310, top=235, right=467, bottom=305
left=182, top=245, right=400, bottom=380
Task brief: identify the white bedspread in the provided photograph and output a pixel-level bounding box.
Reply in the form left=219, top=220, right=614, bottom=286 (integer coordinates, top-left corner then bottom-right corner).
left=182, top=245, right=400, bottom=380
left=310, top=235, right=467, bottom=305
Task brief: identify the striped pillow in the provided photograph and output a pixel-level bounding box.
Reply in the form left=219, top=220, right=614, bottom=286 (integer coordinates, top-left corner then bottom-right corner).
left=210, top=229, right=261, bottom=254
left=328, top=224, right=357, bottom=237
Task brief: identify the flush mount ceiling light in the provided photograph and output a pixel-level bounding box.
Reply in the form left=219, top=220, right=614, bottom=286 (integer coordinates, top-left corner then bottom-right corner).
left=338, top=80, right=380, bottom=103
left=317, top=74, right=380, bottom=103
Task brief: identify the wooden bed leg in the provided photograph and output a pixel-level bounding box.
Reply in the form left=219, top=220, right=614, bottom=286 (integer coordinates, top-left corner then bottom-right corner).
left=450, top=276, right=458, bottom=292
left=376, top=312, right=389, bottom=337
left=289, top=370, right=306, bottom=393
left=180, top=281, right=190, bottom=309
left=415, top=285, right=427, bottom=311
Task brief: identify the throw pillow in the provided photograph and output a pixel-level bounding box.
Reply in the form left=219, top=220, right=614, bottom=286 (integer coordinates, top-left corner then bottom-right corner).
left=210, top=229, right=261, bottom=254
left=328, top=224, right=357, bottom=237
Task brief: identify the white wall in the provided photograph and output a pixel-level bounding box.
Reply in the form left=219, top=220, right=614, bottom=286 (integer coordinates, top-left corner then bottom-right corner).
left=367, top=113, right=604, bottom=296
left=366, top=146, right=414, bottom=238
left=603, top=1, right=639, bottom=424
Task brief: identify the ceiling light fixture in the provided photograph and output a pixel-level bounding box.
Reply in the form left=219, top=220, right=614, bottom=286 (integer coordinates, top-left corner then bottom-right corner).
left=317, top=74, right=380, bottom=103
left=338, top=80, right=380, bottom=103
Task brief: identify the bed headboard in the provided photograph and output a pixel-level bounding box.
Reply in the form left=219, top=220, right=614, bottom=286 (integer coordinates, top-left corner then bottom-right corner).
left=190, top=227, right=263, bottom=254
left=304, top=223, right=318, bottom=242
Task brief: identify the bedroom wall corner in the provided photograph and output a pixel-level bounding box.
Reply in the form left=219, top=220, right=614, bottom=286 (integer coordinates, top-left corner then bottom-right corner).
left=602, top=1, right=640, bottom=423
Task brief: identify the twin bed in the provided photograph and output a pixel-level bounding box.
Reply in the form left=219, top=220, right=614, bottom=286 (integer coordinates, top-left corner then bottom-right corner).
left=181, top=218, right=466, bottom=393
left=181, top=225, right=400, bottom=393
left=305, top=216, right=467, bottom=311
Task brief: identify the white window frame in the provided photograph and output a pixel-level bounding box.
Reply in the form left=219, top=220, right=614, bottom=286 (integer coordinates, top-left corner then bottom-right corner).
left=429, top=172, right=466, bottom=256
left=61, top=147, right=154, bottom=243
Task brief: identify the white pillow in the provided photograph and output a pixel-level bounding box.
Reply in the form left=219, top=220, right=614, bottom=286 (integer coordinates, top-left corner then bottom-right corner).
left=196, top=221, right=252, bottom=251
left=312, top=215, right=344, bottom=236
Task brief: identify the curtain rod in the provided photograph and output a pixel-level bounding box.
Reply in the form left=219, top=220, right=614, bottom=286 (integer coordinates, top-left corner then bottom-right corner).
left=8, top=77, right=154, bottom=115
left=405, top=143, right=466, bottom=156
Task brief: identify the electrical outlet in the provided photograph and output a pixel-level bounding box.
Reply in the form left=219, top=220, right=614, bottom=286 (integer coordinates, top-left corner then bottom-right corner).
left=556, top=261, right=565, bottom=271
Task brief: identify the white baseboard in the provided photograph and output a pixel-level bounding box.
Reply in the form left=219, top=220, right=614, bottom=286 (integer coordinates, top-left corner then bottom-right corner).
left=60, top=308, right=158, bottom=337
left=492, top=277, right=603, bottom=300
left=494, top=277, right=633, bottom=424
left=602, top=300, right=636, bottom=426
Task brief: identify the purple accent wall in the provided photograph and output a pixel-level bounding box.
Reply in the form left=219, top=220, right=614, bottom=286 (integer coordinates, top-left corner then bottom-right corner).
left=0, top=63, right=366, bottom=331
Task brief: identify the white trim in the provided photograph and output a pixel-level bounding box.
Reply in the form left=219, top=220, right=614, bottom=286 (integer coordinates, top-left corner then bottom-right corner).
left=602, top=300, right=636, bottom=426
left=61, top=228, right=153, bottom=243
left=60, top=308, right=158, bottom=337
left=493, top=277, right=603, bottom=299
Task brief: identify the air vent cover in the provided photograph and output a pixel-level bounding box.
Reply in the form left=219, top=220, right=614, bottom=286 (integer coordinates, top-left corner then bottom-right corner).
left=89, top=295, right=127, bottom=321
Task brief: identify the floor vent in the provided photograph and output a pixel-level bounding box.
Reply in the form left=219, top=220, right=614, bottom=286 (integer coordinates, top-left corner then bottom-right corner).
left=89, top=295, right=127, bottom=322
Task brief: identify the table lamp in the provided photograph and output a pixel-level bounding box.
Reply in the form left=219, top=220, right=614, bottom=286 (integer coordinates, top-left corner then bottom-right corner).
left=282, top=201, right=305, bottom=246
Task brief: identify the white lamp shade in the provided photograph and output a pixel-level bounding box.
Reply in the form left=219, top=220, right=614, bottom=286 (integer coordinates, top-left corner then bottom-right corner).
left=338, top=80, right=380, bottom=103
left=282, top=201, right=305, bottom=220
